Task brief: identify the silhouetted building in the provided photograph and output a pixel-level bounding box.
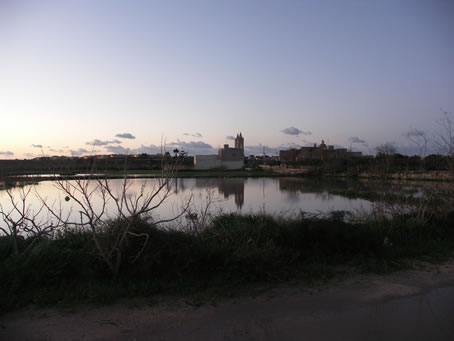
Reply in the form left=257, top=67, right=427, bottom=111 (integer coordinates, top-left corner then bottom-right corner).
left=280, top=140, right=362, bottom=162
left=194, top=133, right=245, bottom=170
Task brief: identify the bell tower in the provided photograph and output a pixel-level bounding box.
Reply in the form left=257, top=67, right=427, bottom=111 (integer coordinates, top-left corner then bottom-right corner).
left=235, top=132, right=244, bottom=151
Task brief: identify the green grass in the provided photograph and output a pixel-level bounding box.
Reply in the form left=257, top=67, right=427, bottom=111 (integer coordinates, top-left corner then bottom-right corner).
left=1, top=211, right=453, bottom=313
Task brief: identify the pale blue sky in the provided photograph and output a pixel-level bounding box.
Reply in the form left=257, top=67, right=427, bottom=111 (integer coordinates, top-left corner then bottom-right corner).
left=1, top=0, right=453, bottom=158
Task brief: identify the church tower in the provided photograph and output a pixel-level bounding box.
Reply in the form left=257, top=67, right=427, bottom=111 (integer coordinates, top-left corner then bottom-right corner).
left=235, top=132, right=244, bottom=151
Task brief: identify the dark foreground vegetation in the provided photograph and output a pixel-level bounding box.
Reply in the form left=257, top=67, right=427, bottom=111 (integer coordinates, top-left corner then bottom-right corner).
left=1, top=210, right=454, bottom=314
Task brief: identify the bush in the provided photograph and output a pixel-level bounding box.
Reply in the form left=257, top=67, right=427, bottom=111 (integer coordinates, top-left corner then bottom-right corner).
left=1, top=211, right=453, bottom=313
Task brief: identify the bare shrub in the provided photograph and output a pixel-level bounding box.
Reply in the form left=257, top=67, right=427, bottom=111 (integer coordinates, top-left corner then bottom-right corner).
left=405, top=129, right=429, bottom=158
left=36, top=155, right=190, bottom=278
left=182, top=188, right=220, bottom=235
left=434, top=110, right=454, bottom=158
left=0, top=185, right=66, bottom=255
left=0, top=150, right=191, bottom=278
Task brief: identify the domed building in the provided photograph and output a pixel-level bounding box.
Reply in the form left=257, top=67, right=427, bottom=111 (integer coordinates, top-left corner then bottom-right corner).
left=279, top=139, right=362, bottom=163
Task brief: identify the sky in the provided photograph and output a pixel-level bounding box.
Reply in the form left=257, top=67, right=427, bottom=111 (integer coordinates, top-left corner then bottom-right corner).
left=1, top=0, right=453, bottom=158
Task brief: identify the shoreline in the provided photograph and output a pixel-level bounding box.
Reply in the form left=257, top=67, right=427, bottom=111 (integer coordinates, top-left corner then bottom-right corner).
left=2, top=169, right=453, bottom=185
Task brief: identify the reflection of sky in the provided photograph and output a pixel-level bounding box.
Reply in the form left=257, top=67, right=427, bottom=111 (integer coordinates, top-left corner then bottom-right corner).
left=1, top=178, right=372, bottom=230
left=2, top=178, right=453, bottom=231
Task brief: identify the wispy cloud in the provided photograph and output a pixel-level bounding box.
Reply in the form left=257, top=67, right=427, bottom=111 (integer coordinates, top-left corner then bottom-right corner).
left=69, top=148, right=91, bottom=156
left=32, top=144, right=43, bottom=148
left=105, top=145, right=131, bottom=154
left=86, top=139, right=121, bottom=146
left=184, top=132, right=203, bottom=138
left=167, top=141, right=215, bottom=155
left=281, top=127, right=312, bottom=136
left=133, top=144, right=163, bottom=155
left=226, top=136, right=235, bottom=141
left=0, top=151, right=14, bottom=156
left=115, top=133, right=136, bottom=139
left=104, top=140, right=217, bottom=156
left=405, top=129, right=426, bottom=138
left=348, top=136, right=367, bottom=145
left=277, top=143, right=303, bottom=150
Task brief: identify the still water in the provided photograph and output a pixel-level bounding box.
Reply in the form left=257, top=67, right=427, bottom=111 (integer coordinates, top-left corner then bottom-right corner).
left=0, top=177, right=372, bottom=222
left=1, top=177, right=435, bottom=227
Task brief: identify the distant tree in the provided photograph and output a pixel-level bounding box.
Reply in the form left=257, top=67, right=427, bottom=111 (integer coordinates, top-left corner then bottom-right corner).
left=405, top=128, right=429, bottom=157
left=173, top=148, right=179, bottom=157
left=375, top=142, right=397, bottom=173
left=375, top=142, right=396, bottom=157
left=434, top=110, right=454, bottom=156
left=433, top=109, right=454, bottom=171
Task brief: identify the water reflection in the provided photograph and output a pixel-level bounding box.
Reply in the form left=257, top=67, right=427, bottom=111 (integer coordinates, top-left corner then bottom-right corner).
left=169, top=177, right=374, bottom=216
left=217, top=179, right=244, bottom=209
left=177, top=178, right=245, bottom=209
left=2, top=177, right=442, bottom=229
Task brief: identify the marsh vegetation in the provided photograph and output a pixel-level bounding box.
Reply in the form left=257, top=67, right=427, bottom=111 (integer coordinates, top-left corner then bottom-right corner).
left=1, top=171, right=454, bottom=314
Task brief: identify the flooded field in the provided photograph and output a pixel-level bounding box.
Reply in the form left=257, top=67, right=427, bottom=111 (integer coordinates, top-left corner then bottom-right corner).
left=2, top=177, right=449, bottom=228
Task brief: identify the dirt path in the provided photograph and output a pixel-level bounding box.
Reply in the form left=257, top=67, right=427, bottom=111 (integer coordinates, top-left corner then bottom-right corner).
left=2, top=262, right=454, bottom=341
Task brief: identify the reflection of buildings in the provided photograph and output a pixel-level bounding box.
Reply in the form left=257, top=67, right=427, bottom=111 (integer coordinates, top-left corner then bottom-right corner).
left=194, top=133, right=245, bottom=170
left=280, top=140, right=362, bottom=162
left=218, top=178, right=244, bottom=209
left=194, top=178, right=245, bottom=209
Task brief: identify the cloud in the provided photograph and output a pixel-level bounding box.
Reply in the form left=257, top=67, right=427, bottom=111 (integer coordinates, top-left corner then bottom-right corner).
left=32, top=144, right=43, bottom=148
left=103, top=140, right=216, bottom=156
left=277, top=143, right=303, bottom=150
left=24, top=153, right=35, bottom=158
left=115, top=133, right=136, bottom=139
left=184, top=132, right=203, bottom=138
left=281, top=127, right=312, bottom=136
left=226, top=136, right=236, bottom=141
left=167, top=141, right=216, bottom=155
left=405, top=129, right=426, bottom=137
left=133, top=144, right=163, bottom=155
left=86, top=139, right=121, bottom=146
left=0, top=151, right=14, bottom=156
left=105, top=145, right=131, bottom=154
left=69, top=148, right=91, bottom=156
left=348, top=136, right=367, bottom=144
left=49, top=148, right=64, bottom=153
